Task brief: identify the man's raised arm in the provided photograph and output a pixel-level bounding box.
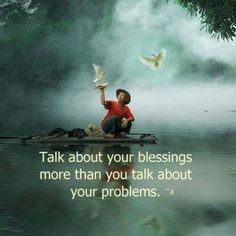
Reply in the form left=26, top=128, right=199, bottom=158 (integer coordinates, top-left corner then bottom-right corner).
left=97, top=85, right=106, bottom=105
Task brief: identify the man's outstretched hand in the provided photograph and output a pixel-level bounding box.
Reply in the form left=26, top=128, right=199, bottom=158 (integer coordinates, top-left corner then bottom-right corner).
left=96, top=84, right=107, bottom=90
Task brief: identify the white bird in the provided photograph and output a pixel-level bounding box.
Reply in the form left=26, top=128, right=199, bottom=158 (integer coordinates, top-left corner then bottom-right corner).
left=139, top=49, right=167, bottom=70
left=92, top=64, right=107, bottom=88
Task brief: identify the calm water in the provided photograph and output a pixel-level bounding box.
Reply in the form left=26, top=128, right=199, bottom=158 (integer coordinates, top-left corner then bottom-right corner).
left=1, top=127, right=236, bottom=236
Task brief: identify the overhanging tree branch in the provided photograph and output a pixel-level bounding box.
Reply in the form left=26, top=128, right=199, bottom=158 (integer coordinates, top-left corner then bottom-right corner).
left=0, top=0, right=37, bottom=25
left=176, top=0, right=236, bottom=41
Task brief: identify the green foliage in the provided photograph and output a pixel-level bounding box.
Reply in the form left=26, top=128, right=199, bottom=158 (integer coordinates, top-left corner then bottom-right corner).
left=176, top=0, right=236, bottom=40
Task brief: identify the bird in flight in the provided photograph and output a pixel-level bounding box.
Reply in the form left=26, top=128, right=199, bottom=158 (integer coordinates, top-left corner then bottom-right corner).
left=139, top=49, right=167, bottom=70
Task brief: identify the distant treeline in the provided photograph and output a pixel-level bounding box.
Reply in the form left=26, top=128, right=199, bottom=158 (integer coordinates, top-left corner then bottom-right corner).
left=0, top=0, right=116, bottom=105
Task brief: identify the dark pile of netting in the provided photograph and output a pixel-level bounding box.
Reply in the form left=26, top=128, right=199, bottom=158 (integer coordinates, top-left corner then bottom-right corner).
left=47, top=127, right=87, bottom=138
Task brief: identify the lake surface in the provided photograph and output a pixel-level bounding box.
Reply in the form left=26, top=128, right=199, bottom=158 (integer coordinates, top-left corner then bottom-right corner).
left=1, top=127, right=236, bottom=236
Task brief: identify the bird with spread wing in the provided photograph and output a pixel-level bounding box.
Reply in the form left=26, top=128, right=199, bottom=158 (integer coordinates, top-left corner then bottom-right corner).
left=92, top=64, right=107, bottom=89
left=139, top=49, right=167, bottom=70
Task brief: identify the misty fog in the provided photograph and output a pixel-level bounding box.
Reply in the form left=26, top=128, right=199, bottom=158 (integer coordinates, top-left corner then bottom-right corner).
left=47, top=0, right=236, bottom=132
left=1, top=0, right=236, bottom=134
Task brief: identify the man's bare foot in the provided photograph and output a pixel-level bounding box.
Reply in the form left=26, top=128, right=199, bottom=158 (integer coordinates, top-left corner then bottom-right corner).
left=105, top=133, right=115, bottom=138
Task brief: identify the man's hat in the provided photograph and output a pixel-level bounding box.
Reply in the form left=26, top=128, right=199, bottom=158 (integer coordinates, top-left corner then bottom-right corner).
left=116, top=89, right=131, bottom=105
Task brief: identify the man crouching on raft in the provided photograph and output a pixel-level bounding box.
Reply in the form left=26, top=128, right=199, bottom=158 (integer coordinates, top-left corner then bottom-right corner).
left=97, top=85, right=135, bottom=138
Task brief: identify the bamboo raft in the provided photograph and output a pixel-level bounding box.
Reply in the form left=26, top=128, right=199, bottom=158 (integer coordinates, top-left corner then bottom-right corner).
left=0, top=133, right=157, bottom=145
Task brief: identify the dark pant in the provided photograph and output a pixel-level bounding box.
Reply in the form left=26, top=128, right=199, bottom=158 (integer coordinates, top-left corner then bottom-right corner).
left=102, top=115, right=132, bottom=134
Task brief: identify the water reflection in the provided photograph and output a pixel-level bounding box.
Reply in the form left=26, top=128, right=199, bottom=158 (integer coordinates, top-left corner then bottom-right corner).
left=99, top=145, right=133, bottom=190
left=0, top=130, right=236, bottom=236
